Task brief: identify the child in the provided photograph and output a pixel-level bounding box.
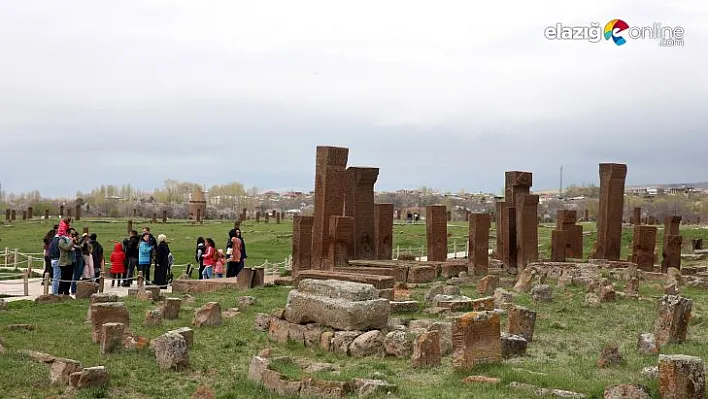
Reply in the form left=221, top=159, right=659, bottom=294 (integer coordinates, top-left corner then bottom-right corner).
left=214, top=249, right=226, bottom=278
left=110, top=242, right=126, bottom=287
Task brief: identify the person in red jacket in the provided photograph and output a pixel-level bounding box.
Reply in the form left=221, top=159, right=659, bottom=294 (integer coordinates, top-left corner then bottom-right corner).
left=109, top=242, right=127, bottom=287
left=202, top=238, right=217, bottom=279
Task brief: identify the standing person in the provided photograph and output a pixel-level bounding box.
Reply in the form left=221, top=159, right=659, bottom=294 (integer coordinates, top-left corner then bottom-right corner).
left=195, top=237, right=205, bottom=279
left=122, top=230, right=139, bottom=287
left=214, top=249, right=225, bottom=278
left=142, top=227, right=157, bottom=281
left=137, top=233, right=152, bottom=282
left=153, top=234, right=171, bottom=288
left=69, top=229, right=88, bottom=295
left=57, top=230, right=74, bottom=295
left=109, top=243, right=126, bottom=287
left=89, top=233, right=104, bottom=281
left=226, top=230, right=243, bottom=277
left=48, top=228, right=62, bottom=295
left=201, top=238, right=216, bottom=279
left=41, top=225, right=58, bottom=285
left=81, top=236, right=94, bottom=281
left=236, top=228, right=247, bottom=269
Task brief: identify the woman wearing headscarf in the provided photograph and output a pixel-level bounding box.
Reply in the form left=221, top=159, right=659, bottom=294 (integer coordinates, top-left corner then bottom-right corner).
left=153, top=234, right=171, bottom=289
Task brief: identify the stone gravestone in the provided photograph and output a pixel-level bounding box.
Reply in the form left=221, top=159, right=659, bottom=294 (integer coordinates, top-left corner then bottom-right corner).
left=44, top=209, right=49, bottom=220
left=425, top=205, right=448, bottom=262
left=468, top=213, right=490, bottom=275
left=27, top=207, right=33, bottom=219
left=632, top=226, right=657, bottom=270
left=75, top=205, right=81, bottom=221
left=632, top=207, right=641, bottom=225
left=22, top=210, right=27, bottom=220
left=494, top=201, right=504, bottom=260
left=264, top=212, right=269, bottom=223
left=551, top=230, right=567, bottom=262
left=373, top=203, right=393, bottom=260
left=162, top=210, right=167, bottom=223
left=516, top=194, right=539, bottom=269
left=59, top=205, right=65, bottom=217
left=311, top=146, right=349, bottom=270
left=556, top=210, right=583, bottom=258
left=4, top=209, right=9, bottom=221
left=127, top=220, right=133, bottom=235
left=593, top=163, right=627, bottom=260
left=502, top=171, right=532, bottom=271
left=11, top=209, right=16, bottom=220
left=276, top=212, right=281, bottom=224
left=344, top=167, right=379, bottom=260
left=327, top=215, right=354, bottom=268
left=292, top=215, right=314, bottom=276
left=452, top=311, right=501, bottom=369
left=662, top=216, right=682, bottom=272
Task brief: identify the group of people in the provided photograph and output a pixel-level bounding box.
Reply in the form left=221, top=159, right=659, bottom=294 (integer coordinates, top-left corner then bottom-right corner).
left=42, top=218, right=248, bottom=296
left=42, top=218, right=105, bottom=295
left=194, top=227, right=247, bottom=279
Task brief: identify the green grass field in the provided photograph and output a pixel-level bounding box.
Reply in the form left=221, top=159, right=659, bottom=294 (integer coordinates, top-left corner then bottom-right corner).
left=1, top=219, right=708, bottom=398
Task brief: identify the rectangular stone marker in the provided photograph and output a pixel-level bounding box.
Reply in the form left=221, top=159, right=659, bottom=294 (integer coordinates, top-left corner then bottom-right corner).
left=468, top=213, right=490, bottom=275
left=502, top=206, right=517, bottom=269
left=327, top=215, right=354, bottom=268
left=344, top=167, right=379, bottom=260
left=551, top=230, right=567, bottom=262
left=152, top=213, right=157, bottom=223
left=662, top=235, right=682, bottom=272
left=507, top=306, right=537, bottom=342
left=655, top=295, right=692, bottom=347
left=22, top=210, right=26, bottom=220
left=5, top=209, right=10, bottom=220
left=27, top=207, right=33, bottom=219
left=265, top=212, right=269, bottom=223
left=256, top=211, right=260, bottom=222
left=100, top=322, right=125, bottom=354
left=60, top=205, right=65, bottom=216
left=162, top=210, right=167, bottom=223
left=495, top=201, right=504, bottom=260
left=311, top=146, right=349, bottom=270
left=452, top=311, right=501, bottom=369
left=127, top=220, right=132, bottom=234
left=75, top=205, right=81, bottom=221
left=556, top=210, right=583, bottom=258
left=516, top=194, right=539, bottom=269
left=633, top=207, right=641, bottom=226
left=11, top=209, right=16, bottom=220
left=658, top=354, right=705, bottom=399
left=425, top=205, right=448, bottom=262
left=292, top=215, right=314, bottom=276
left=594, top=163, right=627, bottom=260
left=276, top=212, right=280, bottom=224
left=632, top=225, right=657, bottom=270
left=374, top=203, right=393, bottom=260
left=662, top=216, right=682, bottom=272
left=44, top=209, right=49, bottom=220
left=584, top=209, right=589, bottom=221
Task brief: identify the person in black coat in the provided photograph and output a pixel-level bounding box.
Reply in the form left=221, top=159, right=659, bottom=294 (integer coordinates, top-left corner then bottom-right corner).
left=153, top=234, right=171, bottom=288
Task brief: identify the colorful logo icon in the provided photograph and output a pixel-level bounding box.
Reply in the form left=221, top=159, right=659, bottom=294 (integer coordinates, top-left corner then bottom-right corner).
left=604, top=19, right=630, bottom=45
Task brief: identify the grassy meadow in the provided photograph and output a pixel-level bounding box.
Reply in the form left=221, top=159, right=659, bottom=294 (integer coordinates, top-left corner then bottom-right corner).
left=1, top=218, right=708, bottom=398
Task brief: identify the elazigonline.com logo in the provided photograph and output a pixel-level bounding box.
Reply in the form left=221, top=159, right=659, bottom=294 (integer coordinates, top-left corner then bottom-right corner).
left=544, top=19, right=685, bottom=47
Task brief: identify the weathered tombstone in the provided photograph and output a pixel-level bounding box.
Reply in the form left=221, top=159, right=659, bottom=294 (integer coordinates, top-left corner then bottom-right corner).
left=411, top=331, right=441, bottom=368
left=662, top=216, right=682, bottom=272
left=264, top=212, right=269, bottom=223
left=658, top=354, right=705, bottom=399
left=256, top=211, right=260, bottom=223
left=4, top=209, right=9, bottom=220
left=507, top=306, right=536, bottom=342
left=44, top=209, right=49, bottom=220
left=127, top=220, right=133, bottom=234
left=162, top=210, right=167, bottom=223
left=11, top=209, right=16, bottom=220
left=584, top=209, right=589, bottom=221
left=344, top=167, right=379, bottom=260
left=163, top=298, right=182, bottom=320
left=27, top=207, right=33, bottom=219
left=374, top=203, right=393, bottom=260
left=494, top=201, right=504, bottom=260
left=469, top=213, right=490, bottom=275
left=292, top=215, right=314, bottom=276
left=196, top=208, right=202, bottom=223
left=22, top=210, right=27, bottom=220
left=59, top=205, right=65, bottom=217
left=551, top=230, right=567, bottom=262
left=452, top=311, right=501, bottom=369
left=311, top=146, right=350, bottom=270
left=327, top=215, right=354, bottom=268
left=593, top=163, right=627, bottom=260
left=89, top=302, right=130, bottom=343
left=654, top=295, right=692, bottom=347
left=516, top=194, right=539, bottom=269
left=276, top=212, right=281, bottom=224
left=502, top=171, right=532, bottom=271
left=100, top=322, right=125, bottom=354
left=425, top=205, right=448, bottom=262
left=447, top=211, right=452, bottom=222
left=556, top=210, right=583, bottom=258
left=632, top=226, right=657, bottom=270
left=75, top=205, right=81, bottom=221
left=152, top=213, right=157, bottom=223
left=133, top=208, right=137, bottom=217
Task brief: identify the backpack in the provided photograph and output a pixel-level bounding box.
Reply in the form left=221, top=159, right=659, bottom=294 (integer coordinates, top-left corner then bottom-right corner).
left=48, top=236, right=60, bottom=259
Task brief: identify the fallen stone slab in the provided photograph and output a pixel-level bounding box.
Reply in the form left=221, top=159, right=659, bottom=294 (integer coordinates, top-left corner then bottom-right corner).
left=50, top=358, right=82, bottom=384
left=603, top=384, right=651, bottom=399
left=509, top=381, right=587, bottom=398
left=69, top=366, right=109, bottom=389
left=390, top=300, right=419, bottom=313
left=149, top=331, right=189, bottom=370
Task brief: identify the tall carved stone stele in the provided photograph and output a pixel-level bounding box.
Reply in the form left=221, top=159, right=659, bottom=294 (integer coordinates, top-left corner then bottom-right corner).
left=502, top=171, right=532, bottom=271
left=593, top=163, right=627, bottom=260
left=425, top=205, right=448, bottom=262
left=374, top=203, right=393, bottom=260
left=310, top=146, right=349, bottom=270
left=468, top=213, right=491, bottom=275
left=662, top=216, right=682, bottom=272
left=327, top=215, right=354, bottom=268
left=516, top=194, right=539, bottom=269
left=344, top=167, right=379, bottom=260
left=291, top=215, right=314, bottom=276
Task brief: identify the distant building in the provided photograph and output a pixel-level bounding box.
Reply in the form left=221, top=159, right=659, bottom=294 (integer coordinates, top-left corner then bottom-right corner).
left=188, top=189, right=207, bottom=220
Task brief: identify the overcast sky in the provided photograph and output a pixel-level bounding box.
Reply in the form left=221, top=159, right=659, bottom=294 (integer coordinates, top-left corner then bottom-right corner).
left=0, top=0, right=705, bottom=197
